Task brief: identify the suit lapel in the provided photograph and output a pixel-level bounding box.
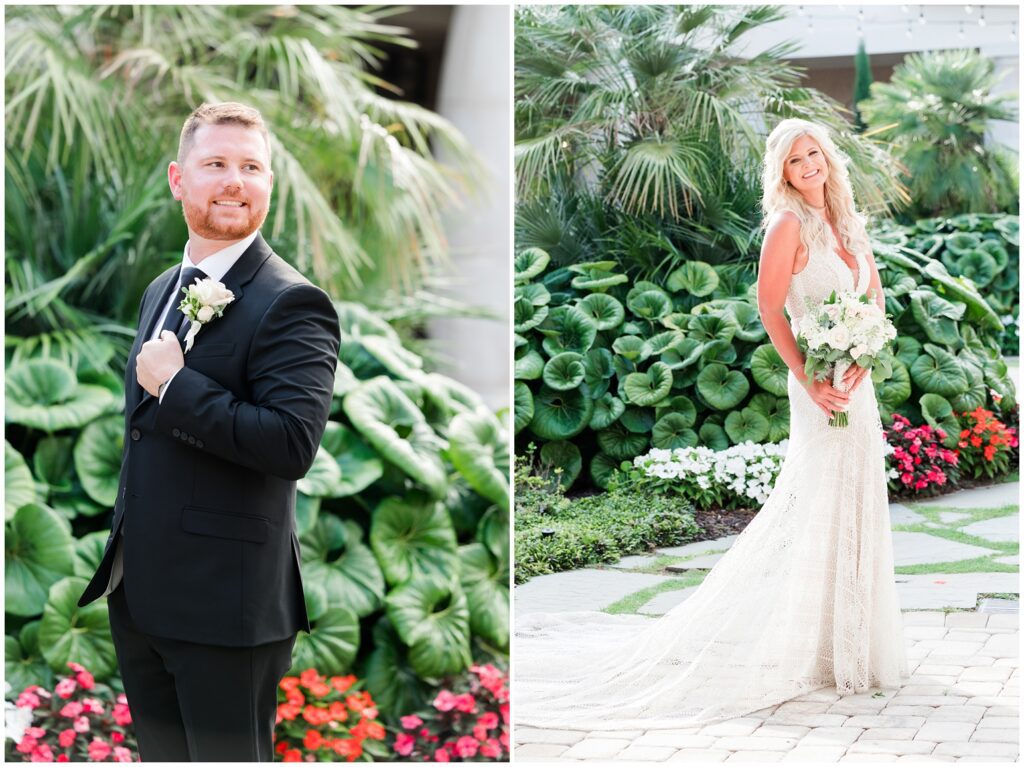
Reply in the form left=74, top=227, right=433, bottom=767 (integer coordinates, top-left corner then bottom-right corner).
left=128, top=233, right=274, bottom=420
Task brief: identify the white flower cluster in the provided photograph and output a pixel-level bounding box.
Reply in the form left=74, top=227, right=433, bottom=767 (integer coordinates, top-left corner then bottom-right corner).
left=634, top=441, right=789, bottom=506
left=798, top=291, right=896, bottom=361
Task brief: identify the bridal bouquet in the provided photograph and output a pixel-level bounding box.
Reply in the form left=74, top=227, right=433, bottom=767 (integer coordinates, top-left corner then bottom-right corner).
left=796, top=289, right=897, bottom=428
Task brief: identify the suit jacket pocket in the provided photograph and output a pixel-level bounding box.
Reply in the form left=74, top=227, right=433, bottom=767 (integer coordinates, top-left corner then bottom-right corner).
left=181, top=506, right=269, bottom=543
left=187, top=342, right=235, bottom=359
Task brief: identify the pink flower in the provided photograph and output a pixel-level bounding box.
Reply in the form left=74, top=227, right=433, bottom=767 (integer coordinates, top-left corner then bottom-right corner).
left=82, top=697, right=105, bottom=714
left=60, top=701, right=84, bottom=718
left=15, top=736, right=37, bottom=754
left=473, top=724, right=487, bottom=740
left=893, top=420, right=905, bottom=432
left=76, top=670, right=96, bottom=690
left=113, top=746, right=134, bottom=762
left=432, top=690, right=457, bottom=712
left=56, top=756, right=69, bottom=763
left=59, top=729, right=77, bottom=748
left=454, top=736, right=478, bottom=758
left=111, top=731, right=125, bottom=744
left=16, top=690, right=42, bottom=709
left=88, top=738, right=112, bottom=761
left=401, top=715, right=423, bottom=730
left=480, top=738, right=502, bottom=758
left=117, top=693, right=128, bottom=704
left=453, top=693, right=476, bottom=713
left=433, top=747, right=451, bottom=762
left=113, top=703, right=133, bottom=726
left=395, top=733, right=416, bottom=756
left=24, top=727, right=45, bottom=739
left=499, top=703, right=509, bottom=724
left=67, top=661, right=85, bottom=674
left=55, top=678, right=78, bottom=699
left=30, top=744, right=54, bottom=762
left=477, top=712, right=499, bottom=729
left=914, top=479, right=928, bottom=490
left=73, top=716, right=90, bottom=733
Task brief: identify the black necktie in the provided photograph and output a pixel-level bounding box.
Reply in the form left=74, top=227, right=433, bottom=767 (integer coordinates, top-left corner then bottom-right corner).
left=158, top=266, right=206, bottom=339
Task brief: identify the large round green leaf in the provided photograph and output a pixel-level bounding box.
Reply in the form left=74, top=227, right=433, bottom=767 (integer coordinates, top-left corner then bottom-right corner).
left=446, top=411, right=509, bottom=509
left=750, top=344, right=789, bottom=397
left=515, top=348, right=545, bottom=381
left=596, top=422, right=649, bottom=460
left=459, top=543, right=509, bottom=649
left=612, top=335, right=648, bottom=362
left=993, top=216, right=1019, bottom=246
left=478, top=506, right=509, bottom=570
left=370, top=495, right=458, bottom=587
left=623, top=362, right=672, bottom=406
left=699, top=421, right=730, bottom=451
left=6, top=359, right=118, bottom=432
left=874, top=360, right=912, bottom=409
left=910, top=345, right=969, bottom=398
left=724, top=408, right=770, bottom=444
left=577, top=294, right=625, bottom=330
left=627, top=290, right=671, bottom=320
left=514, top=247, right=551, bottom=282
left=893, top=336, right=922, bottom=369
left=956, top=249, right=998, bottom=287
left=725, top=302, right=767, bottom=342
left=6, top=441, right=36, bottom=521
left=514, top=382, right=534, bottom=434
left=288, top=604, right=360, bottom=676
left=539, top=441, right=582, bottom=490
left=530, top=385, right=593, bottom=440
left=6, top=622, right=54, bottom=694
left=386, top=578, right=471, bottom=678
left=951, top=364, right=988, bottom=413
left=689, top=313, right=738, bottom=345
left=513, top=297, right=549, bottom=333
left=364, top=618, right=430, bottom=715
left=539, top=305, right=597, bottom=356
left=746, top=393, right=790, bottom=442
left=919, top=393, right=961, bottom=447
left=582, top=348, right=615, bottom=392
left=320, top=421, right=384, bottom=498
left=655, top=395, right=696, bottom=428
left=644, top=331, right=684, bottom=356
left=34, top=435, right=74, bottom=496
left=652, top=414, right=698, bottom=449
left=660, top=337, right=703, bottom=370
left=589, top=452, right=620, bottom=489
left=909, top=291, right=964, bottom=346
left=296, top=445, right=342, bottom=498
left=697, top=364, right=750, bottom=411
left=543, top=352, right=586, bottom=391
left=6, top=504, right=75, bottom=615
left=667, top=261, right=719, bottom=297
left=344, top=377, right=447, bottom=498
left=302, top=516, right=386, bottom=618
left=620, top=406, right=656, bottom=434
left=39, top=576, right=116, bottom=678
left=591, top=394, right=625, bottom=430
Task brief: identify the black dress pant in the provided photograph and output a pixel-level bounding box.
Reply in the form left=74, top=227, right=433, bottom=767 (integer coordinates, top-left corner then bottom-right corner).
left=107, top=578, right=296, bottom=762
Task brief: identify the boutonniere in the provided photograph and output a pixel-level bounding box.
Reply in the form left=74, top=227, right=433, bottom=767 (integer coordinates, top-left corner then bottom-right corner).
left=178, top=277, right=235, bottom=352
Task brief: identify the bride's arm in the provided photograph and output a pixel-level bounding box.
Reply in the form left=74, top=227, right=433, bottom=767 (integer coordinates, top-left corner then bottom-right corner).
left=756, top=212, right=809, bottom=385
left=863, top=249, right=885, bottom=311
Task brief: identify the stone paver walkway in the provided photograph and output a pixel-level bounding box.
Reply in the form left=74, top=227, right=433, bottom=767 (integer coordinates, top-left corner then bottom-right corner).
left=515, top=482, right=1020, bottom=762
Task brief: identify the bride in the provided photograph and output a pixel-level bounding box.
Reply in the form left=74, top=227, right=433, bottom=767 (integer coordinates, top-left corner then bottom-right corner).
left=515, top=118, right=910, bottom=731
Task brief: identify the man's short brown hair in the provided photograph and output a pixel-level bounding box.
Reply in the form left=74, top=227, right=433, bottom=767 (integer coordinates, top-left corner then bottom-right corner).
left=177, top=102, right=272, bottom=165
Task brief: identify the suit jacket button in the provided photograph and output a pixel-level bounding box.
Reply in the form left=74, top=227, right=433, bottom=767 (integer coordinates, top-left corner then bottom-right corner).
left=196, top=440, right=204, bottom=449
left=180, top=432, right=189, bottom=441
left=130, top=429, right=141, bottom=441
left=187, top=435, right=196, bottom=445
left=172, top=428, right=181, bottom=437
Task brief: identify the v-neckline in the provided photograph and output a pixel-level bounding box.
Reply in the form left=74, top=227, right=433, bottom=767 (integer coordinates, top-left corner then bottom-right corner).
left=823, top=224, right=861, bottom=291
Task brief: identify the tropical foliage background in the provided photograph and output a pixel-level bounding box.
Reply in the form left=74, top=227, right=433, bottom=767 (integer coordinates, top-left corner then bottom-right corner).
left=5, top=4, right=509, bottom=757
left=513, top=5, right=1019, bottom=496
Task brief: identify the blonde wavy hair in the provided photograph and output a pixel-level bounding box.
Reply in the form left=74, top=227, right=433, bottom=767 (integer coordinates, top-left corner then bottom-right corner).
left=760, top=118, right=871, bottom=263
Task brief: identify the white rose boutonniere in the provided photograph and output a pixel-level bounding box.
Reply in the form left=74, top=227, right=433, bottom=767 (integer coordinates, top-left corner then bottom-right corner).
left=178, top=277, right=235, bottom=352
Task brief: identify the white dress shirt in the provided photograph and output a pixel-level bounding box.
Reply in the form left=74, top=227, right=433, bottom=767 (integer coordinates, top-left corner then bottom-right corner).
left=155, top=231, right=258, bottom=402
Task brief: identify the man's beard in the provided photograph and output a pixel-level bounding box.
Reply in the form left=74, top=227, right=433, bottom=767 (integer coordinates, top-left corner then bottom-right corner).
left=181, top=195, right=268, bottom=240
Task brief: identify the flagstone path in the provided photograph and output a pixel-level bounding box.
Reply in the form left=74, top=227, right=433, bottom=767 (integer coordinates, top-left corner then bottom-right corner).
left=514, top=481, right=1020, bottom=763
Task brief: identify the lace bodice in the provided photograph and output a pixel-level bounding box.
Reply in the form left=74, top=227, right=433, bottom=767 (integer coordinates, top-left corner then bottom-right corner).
left=785, top=218, right=869, bottom=326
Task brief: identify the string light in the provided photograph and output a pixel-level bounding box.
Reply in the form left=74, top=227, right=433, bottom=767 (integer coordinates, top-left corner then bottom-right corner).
left=900, top=4, right=909, bottom=12
left=918, top=8, right=926, bottom=25
left=958, top=20, right=965, bottom=38
left=857, top=7, right=865, bottom=23
left=797, top=5, right=805, bottom=15
left=1011, top=21, right=1017, bottom=41
left=906, top=21, right=913, bottom=38
left=978, top=7, right=986, bottom=27
left=964, top=4, right=973, bottom=14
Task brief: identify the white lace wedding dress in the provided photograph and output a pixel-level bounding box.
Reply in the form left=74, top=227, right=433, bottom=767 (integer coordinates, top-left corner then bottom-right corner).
left=515, top=224, right=910, bottom=731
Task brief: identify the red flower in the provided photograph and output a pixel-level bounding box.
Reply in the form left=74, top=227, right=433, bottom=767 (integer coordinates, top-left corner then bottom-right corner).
left=395, top=733, right=416, bottom=756
left=280, top=677, right=301, bottom=692
left=76, top=670, right=95, bottom=690
left=56, top=756, right=69, bottom=763
left=914, top=479, right=928, bottom=490
left=480, top=738, right=502, bottom=758
left=58, top=729, right=77, bottom=748
left=332, top=738, right=363, bottom=762
left=308, top=682, right=332, bottom=698
left=473, top=724, right=488, bottom=741
left=30, top=744, right=54, bottom=762
left=351, top=717, right=385, bottom=741
left=304, top=729, right=323, bottom=750
left=275, top=741, right=290, bottom=755
left=453, top=693, right=477, bottom=713
left=500, top=703, right=510, bottom=724
left=330, top=675, right=357, bottom=693
left=984, top=446, right=997, bottom=461
left=300, top=669, right=322, bottom=688
left=112, top=703, right=132, bottom=727
left=283, top=748, right=303, bottom=762
left=434, top=747, right=451, bottom=762
left=477, top=711, right=499, bottom=729
left=970, top=435, right=983, bottom=447
left=328, top=701, right=349, bottom=722
left=55, top=678, right=78, bottom=699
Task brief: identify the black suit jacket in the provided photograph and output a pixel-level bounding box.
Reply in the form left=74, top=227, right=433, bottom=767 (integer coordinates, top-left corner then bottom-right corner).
left=78, top=233, right=340, bottom=647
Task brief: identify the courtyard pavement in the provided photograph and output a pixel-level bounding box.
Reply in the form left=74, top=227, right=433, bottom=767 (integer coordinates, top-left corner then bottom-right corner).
left=514, top=481, right=1020, bottom=763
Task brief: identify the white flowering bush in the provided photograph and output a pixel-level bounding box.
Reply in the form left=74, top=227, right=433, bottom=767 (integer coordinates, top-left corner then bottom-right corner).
left=623, top=441, right=789, bottom=510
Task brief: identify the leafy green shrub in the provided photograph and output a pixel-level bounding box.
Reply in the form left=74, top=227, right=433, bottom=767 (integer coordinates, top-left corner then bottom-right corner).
left=515, top=450, right=700, bottom=583
left=4, top=302, right=510, bottom=721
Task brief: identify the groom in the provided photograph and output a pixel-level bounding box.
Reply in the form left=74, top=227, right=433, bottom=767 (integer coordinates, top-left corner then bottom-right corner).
left=77, top=102, right=340, bottom=761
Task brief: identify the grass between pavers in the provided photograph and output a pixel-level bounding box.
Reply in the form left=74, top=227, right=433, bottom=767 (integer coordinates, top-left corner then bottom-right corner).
left=617, top=548, right=732, bottom=575
left=905, top=502, right=1019, bottom=526
left=892, top=520, right=1018, bottom=554
left=895, top=555, right=1018, bottom=575
left=602, top=571, right=709, bottom=615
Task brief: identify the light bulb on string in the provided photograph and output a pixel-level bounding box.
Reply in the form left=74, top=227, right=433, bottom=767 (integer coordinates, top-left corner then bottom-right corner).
left=905, top=21, right=913, bottom=38
left=918, top=8, right=926, bottom=25
left=1011, top=22, right=1017, bottom=41
left=857, top=7, right=864, bottom=23
left=958, top=20, right=965, bottom=38
left=964, top=4, right=973, bottom=14
left=978, top=8, right=985, bottom=27
left=797, top=5, right=805, bottom=15
left=900, top=4, right=908, bottom=12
